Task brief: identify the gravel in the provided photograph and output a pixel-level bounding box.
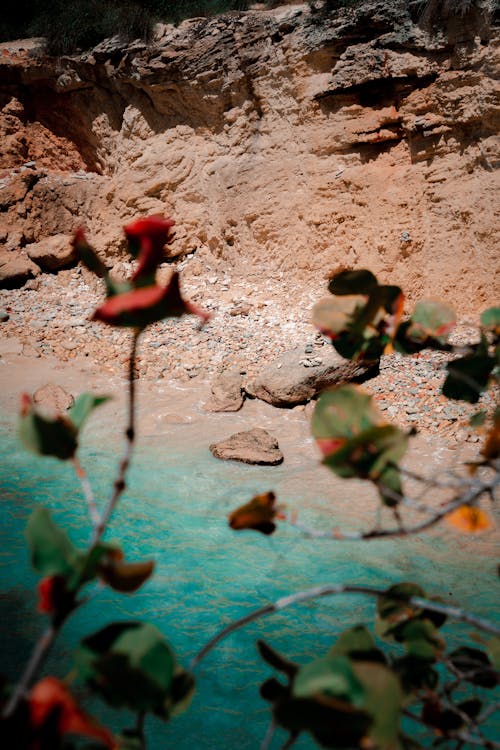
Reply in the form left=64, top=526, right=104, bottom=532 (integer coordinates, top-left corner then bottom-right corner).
left=0, top=267, right=496, bottom=447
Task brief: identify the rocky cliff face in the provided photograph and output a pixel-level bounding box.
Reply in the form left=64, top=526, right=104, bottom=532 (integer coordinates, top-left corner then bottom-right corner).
left=0, top=1, right=498, bottom=313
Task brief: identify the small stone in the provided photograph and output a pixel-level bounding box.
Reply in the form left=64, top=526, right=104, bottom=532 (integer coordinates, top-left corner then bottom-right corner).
left=0, top=311, right=9, bottom=322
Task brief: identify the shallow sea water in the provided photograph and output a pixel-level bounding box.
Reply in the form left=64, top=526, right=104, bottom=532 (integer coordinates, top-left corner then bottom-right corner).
left=0, top=408, right=498, bottom=749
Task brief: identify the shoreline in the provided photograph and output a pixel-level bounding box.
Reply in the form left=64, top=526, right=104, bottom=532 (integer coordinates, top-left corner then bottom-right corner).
left=0, top=340, right=498, bottom=557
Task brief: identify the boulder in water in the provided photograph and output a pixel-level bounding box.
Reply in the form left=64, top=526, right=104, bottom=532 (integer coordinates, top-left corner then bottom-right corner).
left=210, top=428, right=283, bottom=465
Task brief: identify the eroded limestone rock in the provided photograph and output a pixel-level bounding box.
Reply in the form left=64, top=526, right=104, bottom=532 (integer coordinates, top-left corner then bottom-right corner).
left=247, top=347, right=378, bottom=407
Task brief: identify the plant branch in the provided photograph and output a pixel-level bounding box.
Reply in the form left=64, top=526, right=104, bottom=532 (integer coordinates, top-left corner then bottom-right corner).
left=191, top=583, right=500, bottom=670
left=91, top=328, right=140, bottom=545
left=399, top=466, right=467, bottom=489
left=402, top=708, right=500, bottom=749
left=3, top=330, right=142, bottom=719
left=281, top=472, right=499, bottom=541
left=260, top=719, right=276, bottom=750
left=479, top=701, right=500, bottom=723
left=72, top=455, right=100, bottom=529
left=2, top=625, right=56, bottom=718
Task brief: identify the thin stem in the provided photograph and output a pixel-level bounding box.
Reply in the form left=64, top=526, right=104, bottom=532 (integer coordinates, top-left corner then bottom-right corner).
left=402, top=708, right=500, bottom=749
left=3, top=330, right=142, bottom=719
left=191, top=584, right=500, bottom=670
left=280, top=734, right=298, bottom=750
left=2, top=626, right=56, bottom=717
left=478, top=701, right=500, bottom=723
left=260, top=718, right=276, bottom=750
left=282, top=472, right=499, bottom=541
left=72, top=455, right=100, bottom=529
left=91, top=329, right=140, bottom=545
left=399, top=466, right=466, bottom=489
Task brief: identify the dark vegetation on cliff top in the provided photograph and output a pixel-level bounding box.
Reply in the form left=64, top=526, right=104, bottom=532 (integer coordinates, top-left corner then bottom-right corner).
left=0, top=0, right=496, bottom=54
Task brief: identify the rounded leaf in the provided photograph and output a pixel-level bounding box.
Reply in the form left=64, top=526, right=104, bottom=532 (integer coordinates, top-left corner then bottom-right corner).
left=29, top=677, right=115, bottom=748
left=19, top=394, right=77, bottom=460
left=352, top=661, right=402, bottom=746
left=312, top=386, right=383, bottom=443
left=293, top=655, right=365, bottom=707
left=328, top=270, right=378, bottom=296
left=408, top=301, right=456, bottom=343
left=312, top=295, right=366, bottom=340
left=76, top=622, right=177, bottom=715
left=228, top=492, right=277, bottom=535
left=481, top=306, right=500, bottom=334
left=99, top=556, right=155, bottom=593
left=446, top=505, right=493, bottom=533
left=92, top=273, right=209, bottom=329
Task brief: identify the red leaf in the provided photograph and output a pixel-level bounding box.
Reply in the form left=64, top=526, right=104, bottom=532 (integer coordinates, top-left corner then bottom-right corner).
left=315, top=437, right=348, bottom=457
left=37, top=575, right=74, bottom=616
left=124, top=215, right=175, bottom=281
left=92, top=272, right=210, bottom=328
left=229, top=492, right=278, bottom=535
left=29, top=677, right=115, bottom=748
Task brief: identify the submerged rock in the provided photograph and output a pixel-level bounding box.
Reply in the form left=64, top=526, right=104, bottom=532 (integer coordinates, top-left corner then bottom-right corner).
left=247, top=347, right=378, bottom=407
left=209, top=428, right=283, bottom=465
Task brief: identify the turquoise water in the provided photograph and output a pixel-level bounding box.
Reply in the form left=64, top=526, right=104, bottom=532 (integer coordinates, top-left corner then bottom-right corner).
left=0, top=414, right=498, bottom=749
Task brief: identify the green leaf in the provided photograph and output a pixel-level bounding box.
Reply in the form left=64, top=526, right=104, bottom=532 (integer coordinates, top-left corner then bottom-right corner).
left=376, top=583, right=425, bottom=638
left=26, top=507, right=80, bottom=579
left=393, top=655, right=438, bottom=694
left=328, top=270, right=378, bottom=296
left=19, top=410, right=77, bottom=460
left=377, top=464, right=403, bottom=507
left=68, top=394, right=110, bottom=431
left=449, top=647, right=498, bottom=688
left=323, top=425, right=408, bottom=484
left=470, top=410, right=487, bottom=427
left=443, top=351, right=495, bottom=403
left=352, top=661, right=402, bottom=746
left=407, top=301, right=456, bottom=344
left=312, top=386, right=382, bottom=442
left=481, top=306, right=500, bottom=332
left=25, top=509, right=116, bottom=590
left=487, top=635, right=500, bottom=670
left=329, top=626, right=386, bottom=663
left=312, top=295, right=366, bottom=341
left=293, top=655, right=365, bottom=706
left=76, top=622, right=178, bottom=716
left=314, top=387, right=406, bottom=484
left=394, top=619, right=443, bottom=661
